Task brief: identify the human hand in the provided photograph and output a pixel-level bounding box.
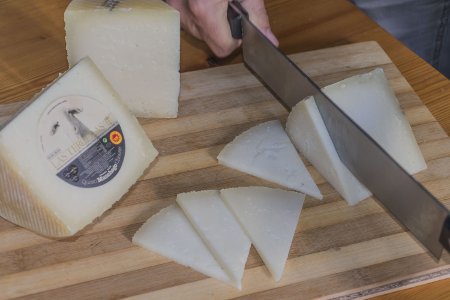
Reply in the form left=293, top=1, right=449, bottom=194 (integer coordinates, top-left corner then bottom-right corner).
left=166, top=0, right=279, bottom=57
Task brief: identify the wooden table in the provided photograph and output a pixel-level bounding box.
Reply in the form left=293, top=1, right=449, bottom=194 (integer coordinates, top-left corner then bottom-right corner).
left=1, top=0, right=450, bottom=299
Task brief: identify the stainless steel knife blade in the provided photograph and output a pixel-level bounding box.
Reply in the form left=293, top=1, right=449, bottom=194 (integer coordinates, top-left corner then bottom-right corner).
left=228, top=1, right=450, bottom=259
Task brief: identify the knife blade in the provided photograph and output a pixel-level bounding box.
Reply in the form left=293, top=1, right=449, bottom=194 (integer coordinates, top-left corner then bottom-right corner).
left=227, top=1, right=450, bottom=259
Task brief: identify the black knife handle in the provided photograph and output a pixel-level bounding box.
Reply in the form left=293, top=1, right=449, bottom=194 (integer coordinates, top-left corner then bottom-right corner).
left=227, top=1, right=248, bottom=39
left=439, top=216, right=450, bottom=253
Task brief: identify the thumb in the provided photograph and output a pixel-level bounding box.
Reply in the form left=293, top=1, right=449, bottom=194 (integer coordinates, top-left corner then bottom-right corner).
left=240, top=0, right=279, bottom=47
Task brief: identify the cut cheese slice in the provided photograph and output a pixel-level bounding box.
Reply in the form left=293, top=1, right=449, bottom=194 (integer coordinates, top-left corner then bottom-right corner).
left=322, top=68, right=427, bottom=175
left=286, top=97, right=372, bottom=205
left=65, top=0, right=180, bottom=118
left=220, top=187, right=305, bottom=282
left=132, top=203, right=235, bottom=288
left=177, top=190, right=251, bottom=290
left=217, top=120, right=323, bottom=199
left=286, top=68, right=427, bottom=205
left=0, top=57, right=158, bottom=237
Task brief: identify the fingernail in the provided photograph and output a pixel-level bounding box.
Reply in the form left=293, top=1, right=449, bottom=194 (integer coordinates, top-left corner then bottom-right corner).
left=266, top=28, right=279, bottom=47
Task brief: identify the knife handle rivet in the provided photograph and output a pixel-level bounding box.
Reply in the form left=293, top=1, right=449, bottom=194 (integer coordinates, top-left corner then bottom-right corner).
left=207, top=57, right=218, bottom=67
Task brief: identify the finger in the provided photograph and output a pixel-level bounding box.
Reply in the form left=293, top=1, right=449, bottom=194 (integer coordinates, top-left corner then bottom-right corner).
left=189, top=0, right=240, bottom=57
left=240, top=0, right=279, bottom=47
left=198, top=15, right=241, bottom=57
left=166, top=0, right=203, bottom=40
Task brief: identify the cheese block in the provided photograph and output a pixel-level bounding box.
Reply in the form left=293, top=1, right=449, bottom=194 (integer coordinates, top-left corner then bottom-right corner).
left=220, top=187, right=305, bottom=282
left=65, top=0, right=180, bottom=118
left=132, top=203, right=235, bottom=288
left=177, top=190, right=251, bottom=290
left=0, top=57, right=158, bottom=237
left=217, top=120, right=323, bottom=200
left=285, top=97, right=372, bottom=205
left=286, top=68, right=427, bottom=205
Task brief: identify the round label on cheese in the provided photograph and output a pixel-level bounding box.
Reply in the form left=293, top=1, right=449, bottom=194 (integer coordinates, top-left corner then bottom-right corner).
left=37, top=96, right=125, bottom=188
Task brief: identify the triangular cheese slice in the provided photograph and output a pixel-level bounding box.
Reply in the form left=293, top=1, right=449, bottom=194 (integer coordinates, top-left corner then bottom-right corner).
left=177, top=190, right=251, bottom=290
left=220, top=187, right=305, bottom=282
left=217, top=120, right=323, bottom=199
left=286, top=97, right=372, bottom=205
left=132, top=204, right=236, bottom=288
left=286, top=68, right=427, bottom=205
left=322, top=68, right=427, bottom=174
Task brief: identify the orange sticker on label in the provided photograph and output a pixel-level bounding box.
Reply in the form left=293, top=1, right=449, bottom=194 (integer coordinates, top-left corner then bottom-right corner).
left=110, top=131, right=123, bottom=145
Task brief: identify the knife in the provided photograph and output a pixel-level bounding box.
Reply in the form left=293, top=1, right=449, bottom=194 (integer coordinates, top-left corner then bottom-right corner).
left=227, top=0, right=450, bottom=259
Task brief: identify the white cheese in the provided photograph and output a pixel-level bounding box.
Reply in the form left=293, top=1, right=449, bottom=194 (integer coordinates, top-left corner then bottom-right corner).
left=286, top=97, right=372, bottom=205
left=0, top=57, right=158, bottom=237
left=65, top=0, right=180, bottom=118
left=220, top=187, right=305, bottom=282
left=286, top=68, right=427, bottom=205
left=132, top=203, right=235, bottom=288
left=323, top=68, right=427, bottom=174
left=177, top=190, right=251, bottom=290
left=217, top=120, right=323, bottom=199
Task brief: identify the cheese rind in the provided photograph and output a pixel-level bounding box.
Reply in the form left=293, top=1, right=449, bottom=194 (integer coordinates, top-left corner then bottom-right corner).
left=0, top=57, right=158, bottom=237
left=177, top=190, right=251, bottom=290
left=0, top=154, right=71, bottom=237
left=217, top=120, right=323, bottom=199
left=286, top=97, right=372, bottom=205
left=220, top=187, right=306, bottom=282
left=286, top=68, right=427, bottom=205
left=132, top=203, right=235, bottom=288
left=65, top=0, right=180, bottom=118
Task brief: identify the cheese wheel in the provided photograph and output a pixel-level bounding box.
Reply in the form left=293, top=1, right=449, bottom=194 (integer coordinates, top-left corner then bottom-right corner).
left=0, top=57, right=158, bottom=237
left=65, top=0, right=180, bottom=118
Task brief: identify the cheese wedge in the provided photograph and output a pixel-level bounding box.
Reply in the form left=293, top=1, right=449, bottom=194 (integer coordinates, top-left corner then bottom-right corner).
left=0, top=57, right=158, bottom=237
left=286, top=68, right=427, bottom=205
left=177, top=190, right=251, bottom=290
left=217, top=120, right=323, bottom=199
left=220, top=187, right=305, bottom=282
left=65, top=0, right=180, bottom=118
left=132, top=203, right=235, bottom=288
left=286, top=97, right=372, bottom=205
left=323, top=68, right=427, bottom=174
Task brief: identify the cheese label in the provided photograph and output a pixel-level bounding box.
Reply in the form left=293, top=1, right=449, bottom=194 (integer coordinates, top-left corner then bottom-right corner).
left=37, top=96, right=125, bottom=188
left=101, top=0, right=121, bottom=11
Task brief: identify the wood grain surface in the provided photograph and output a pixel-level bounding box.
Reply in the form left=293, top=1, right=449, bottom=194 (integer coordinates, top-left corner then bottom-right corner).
left=1, top=0, right=450, bottom=299
left=1, top=40, right=450, bottom=299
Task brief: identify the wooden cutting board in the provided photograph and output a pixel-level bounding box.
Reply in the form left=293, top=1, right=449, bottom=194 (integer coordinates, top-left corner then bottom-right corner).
left=1, top=41, right=450, bottom=300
